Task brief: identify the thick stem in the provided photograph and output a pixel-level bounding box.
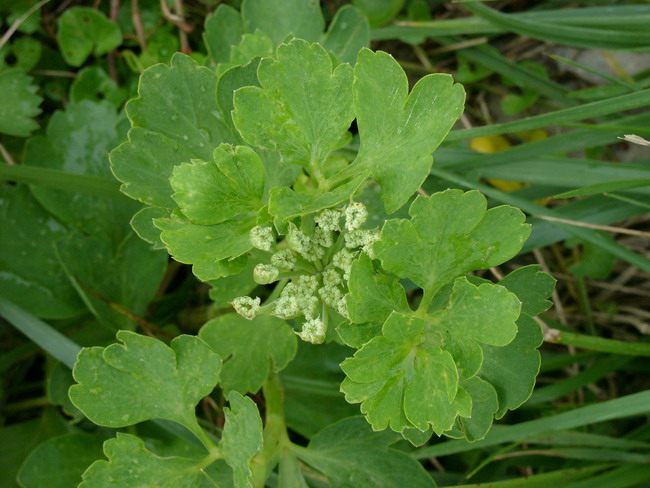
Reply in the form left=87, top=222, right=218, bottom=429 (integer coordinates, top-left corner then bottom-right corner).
left=251, top=370, right=290, bottom=487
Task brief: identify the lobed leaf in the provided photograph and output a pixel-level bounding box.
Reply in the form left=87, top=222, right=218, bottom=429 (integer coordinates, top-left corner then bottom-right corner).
left=340, top=190, right=548, bottom=439
left=69, top=332, right=221, bottom=434
left=111, top=53, right=235, bottom=209
left=79, top=434, right=209, bottom=488
left=220, top=392, right=264, bottom=488
left=171, top=144, right=265, bottom=226
left=199, top=314, right=297, bottom=394
left=0, top=69, right=42, bottom=137
left=375, top=189, right=531, bottom=294
left=155, top=215, right=256, bottom=281
left=347, top=50, right=465, bottom=212
left=57, top=7, right=122, bottom=67
left=233, top=39, right=354, bottom=168
left=295, top=417, right=436, bottom=487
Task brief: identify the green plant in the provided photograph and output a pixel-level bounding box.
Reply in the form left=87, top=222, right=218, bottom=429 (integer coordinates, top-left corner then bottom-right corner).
left=3, top=1, right=650, bottom=487
left=43, top=31, right=553, bottom=484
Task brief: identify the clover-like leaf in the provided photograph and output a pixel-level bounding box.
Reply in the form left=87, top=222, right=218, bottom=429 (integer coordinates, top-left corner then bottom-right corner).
left=233, top=39, right=354, bottom=168
left=341, top=311, right=464, bottom=433
left=220, top=391, right=263, bottom=488
left=0, top=69, right=42, bottom=137
left=199, top=314, right=297, bottom=394
left=341, top=278, right=521, bottom=434
left=79, top=434, right=209, bottom=488
left=375, top=189, right=531, bottom=295
left=295, top=417, right=435, bottom=487
left=171, top=144, right=265, bottom=226
left=69, top=332, right=221, bottom=438
left=347, top=49, right=465, bottom=212
left=340, top=189, right=543, bottom=439
left=57, top=7, right=122, bottom=67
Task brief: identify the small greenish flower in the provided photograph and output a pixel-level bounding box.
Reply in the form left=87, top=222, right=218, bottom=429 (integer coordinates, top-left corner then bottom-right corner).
left=249, top=225, right=275, bottom=251
left=322, top=268, right=342, bottom=286
left=314, top=208, right=342, bottom=232
left=231, top=296, right=261, bottom=320
left=287, top=223, right=311, bottom=255
left=297, top=316, right=326, bottom=344
left=344, top=201, right=368, bottom=231
left=332, top=248, right=358, bottom=280
left=254, top=264, right=279, bottom=284
left=313, top=226, right=334, bottom=248
left=271, top=249, right=296, bottom=269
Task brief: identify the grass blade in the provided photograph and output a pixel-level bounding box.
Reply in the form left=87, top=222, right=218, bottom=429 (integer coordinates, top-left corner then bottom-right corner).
left=446, top=89, right=650, bottom=142
left=0, top=164, right=125, bottom=199
left=415, top=390, right=650, bottom=458
left=0, top=296, right=81, bottom=368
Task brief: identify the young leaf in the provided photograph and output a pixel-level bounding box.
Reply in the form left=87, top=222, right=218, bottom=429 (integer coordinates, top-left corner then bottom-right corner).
left=233, top=39, right=354, bottom=168
left=0, top=69, right=42, bottom=137
left=268, top=174, right=367, bottom=231
left=154, top=215, right=256, bottom=281
left=375, top=190, right=531, bottom=294
left=347, top=50, right=465, bottom=212
left=57, top=7, right=122, bottom=67
left=220, top=391, right=264, bottom=488
left=69, top=332, right=221, bottom=437
left=111, top=53, right=235, bottom=209
left=199, top=314, right=297, bottom=394
left=79, top=433, right=210, bottom=488
left=171, top=144, right=265, bottom=226
left=339, top=253, right=409, bottom=348
left=294, top=417, right=436, bottom=487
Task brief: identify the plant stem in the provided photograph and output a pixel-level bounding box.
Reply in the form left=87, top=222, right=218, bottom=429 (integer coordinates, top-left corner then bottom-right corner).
left=251, top=370, right=290, bottom=487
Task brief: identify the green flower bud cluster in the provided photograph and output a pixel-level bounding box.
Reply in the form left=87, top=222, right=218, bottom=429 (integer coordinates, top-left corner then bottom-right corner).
left=232, top=201, right=378, bottom=343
